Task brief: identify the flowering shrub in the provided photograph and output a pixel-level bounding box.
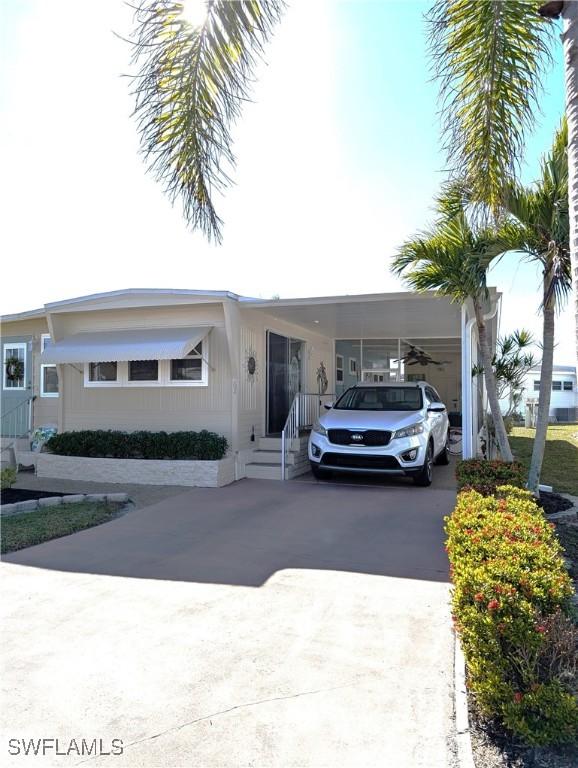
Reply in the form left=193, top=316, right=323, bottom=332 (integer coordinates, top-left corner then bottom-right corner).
left=455, top=459, right=526, bottom=496
left=446, top=485, right=578, bottom=745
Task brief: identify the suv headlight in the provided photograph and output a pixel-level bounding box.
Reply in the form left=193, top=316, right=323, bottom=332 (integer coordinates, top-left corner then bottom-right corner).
left=392, top=422, right=424, bottom=439
left=312, top=421, right=328, bottom=437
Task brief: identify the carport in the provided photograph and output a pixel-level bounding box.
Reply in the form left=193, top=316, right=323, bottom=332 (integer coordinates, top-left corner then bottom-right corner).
left=247, top=289, right=501, bottom=459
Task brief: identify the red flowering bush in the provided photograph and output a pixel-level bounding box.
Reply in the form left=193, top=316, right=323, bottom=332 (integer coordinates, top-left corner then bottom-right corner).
left=446, top=485, right=578, bottom=745
left=455, top=459, right=526, bottom=496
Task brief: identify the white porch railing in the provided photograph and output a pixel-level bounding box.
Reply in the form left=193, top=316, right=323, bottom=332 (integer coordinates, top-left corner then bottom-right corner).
left=280, top=392, right=335, bottom=480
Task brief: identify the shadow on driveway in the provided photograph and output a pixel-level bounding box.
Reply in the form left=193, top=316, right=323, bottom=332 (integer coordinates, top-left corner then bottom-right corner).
left=3, top=467, right=456, bottom=587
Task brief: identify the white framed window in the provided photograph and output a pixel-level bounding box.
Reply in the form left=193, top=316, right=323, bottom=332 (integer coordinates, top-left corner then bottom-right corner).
left=127, top=360, right=160, bottom=386
left=552, top=380, right=562, bottom=391
left=563, top=381, right=573, bottom=391
left=165, top=341, right=208, bottom=387
left=349, top=357, right=357, bottom=376
left=84, top=361, right=121, bottom=387
left=3, top=342, right=26, bottom=390
left=533, top=380, right=540, bottom=391
left=336, top=354, right=344, bottom=383
left=82, top=340, right=209, bottom=389
left=40, top=334, right=59, bottom=397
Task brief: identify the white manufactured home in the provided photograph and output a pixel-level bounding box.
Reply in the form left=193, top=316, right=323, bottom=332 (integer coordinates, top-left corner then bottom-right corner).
left=1, top=288, right=500, bottom=482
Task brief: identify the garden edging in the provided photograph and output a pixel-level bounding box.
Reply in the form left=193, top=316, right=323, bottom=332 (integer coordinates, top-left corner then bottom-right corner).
left=1, top=492, right=129, bottom=516
left=34, top=453, right=236, bottom=488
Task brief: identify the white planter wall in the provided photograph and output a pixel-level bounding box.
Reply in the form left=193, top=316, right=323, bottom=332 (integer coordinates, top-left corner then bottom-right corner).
left=36, top=454, right=236, bottom=487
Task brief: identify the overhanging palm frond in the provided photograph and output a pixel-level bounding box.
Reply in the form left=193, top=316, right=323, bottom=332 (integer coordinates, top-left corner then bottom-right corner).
left=130, top=0, right=284, bottom=242
left=428, top=0, right=554, bottom=214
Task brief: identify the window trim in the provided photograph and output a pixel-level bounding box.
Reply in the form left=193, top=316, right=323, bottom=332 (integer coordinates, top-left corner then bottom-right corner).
left=164, top=340, right=208, bottom=387
left=81, top=339, right=210, bottom=389
left=3, top=342, right=27, bottom=391
left=126, top=359, right=161, bottom=387
left=84, top=361, right=123, bottom=388
left=40, top=334, right=59, bottom=398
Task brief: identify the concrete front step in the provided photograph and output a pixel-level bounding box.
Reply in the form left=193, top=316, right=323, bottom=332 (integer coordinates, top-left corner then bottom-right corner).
left=249, top=450, right=300, bottom=466
left=245, top=461, right=310, bottom=480
left=258, top=435, right=308, bottom=451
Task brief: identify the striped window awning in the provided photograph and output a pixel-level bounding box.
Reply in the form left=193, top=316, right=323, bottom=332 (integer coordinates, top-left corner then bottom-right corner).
left=40, top=327, right=212, bottom=364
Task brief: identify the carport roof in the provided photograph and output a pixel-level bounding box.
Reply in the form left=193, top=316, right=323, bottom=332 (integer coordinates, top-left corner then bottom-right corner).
left=245, top=291, right=469, bottom=339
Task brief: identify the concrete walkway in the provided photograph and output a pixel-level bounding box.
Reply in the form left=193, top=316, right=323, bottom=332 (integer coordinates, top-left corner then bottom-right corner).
left=1, top=468, right=457, bottom=767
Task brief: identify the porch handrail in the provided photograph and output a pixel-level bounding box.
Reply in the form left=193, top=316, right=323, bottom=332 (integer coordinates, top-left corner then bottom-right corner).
left=1, top=395, right=35, bottom=441
left=280, top=392, right=335, bottom=480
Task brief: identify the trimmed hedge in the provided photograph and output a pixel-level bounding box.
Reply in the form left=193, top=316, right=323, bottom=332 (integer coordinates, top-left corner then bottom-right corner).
left=45, top=430, right=228, bottom=461
left=446, top=485, right=578, bottom=746
left=456, top=459, right=526, bottom=496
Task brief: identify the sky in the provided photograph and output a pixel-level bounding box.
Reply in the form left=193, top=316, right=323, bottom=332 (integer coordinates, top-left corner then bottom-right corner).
left=0, top=0, right=574, bottom=364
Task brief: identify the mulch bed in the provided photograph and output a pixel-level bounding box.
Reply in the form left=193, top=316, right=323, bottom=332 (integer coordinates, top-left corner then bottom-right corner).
left=1, top=488, right=74, bottom=505
left=537, top=491, right=574, bottom=516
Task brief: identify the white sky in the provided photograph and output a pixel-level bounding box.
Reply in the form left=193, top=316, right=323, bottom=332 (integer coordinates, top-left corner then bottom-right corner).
left=0, top=0, right=575, bottom=365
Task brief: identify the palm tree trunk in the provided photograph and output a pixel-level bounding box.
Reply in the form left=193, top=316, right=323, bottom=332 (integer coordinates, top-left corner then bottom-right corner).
left=527, top=271, right=556, bottom=495
left=472, top=299, right=514, bottom=462
left=562, top=0, right=578, bottom=362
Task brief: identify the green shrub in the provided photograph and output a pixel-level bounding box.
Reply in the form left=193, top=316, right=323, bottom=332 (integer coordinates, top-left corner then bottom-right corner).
left=1, top=467, right=17, bottom=490
left=456, top=459, right=526, bottom=496
left=45, top=430, right=228, bottom=461
left=446, top=485, right=578, bottom=746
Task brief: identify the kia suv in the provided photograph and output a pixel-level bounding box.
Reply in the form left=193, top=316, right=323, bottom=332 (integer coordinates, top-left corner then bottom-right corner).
left=308, top=382, right=449, bottom=486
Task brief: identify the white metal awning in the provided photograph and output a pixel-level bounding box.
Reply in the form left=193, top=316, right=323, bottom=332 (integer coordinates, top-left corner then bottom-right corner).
left=40, top=327, right=212, bottom=364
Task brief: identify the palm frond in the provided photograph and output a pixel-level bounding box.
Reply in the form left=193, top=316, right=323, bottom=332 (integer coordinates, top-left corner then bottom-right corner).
left=130, top=0, right=284, bottom=242
left=428, top=0, right=554, bottom=213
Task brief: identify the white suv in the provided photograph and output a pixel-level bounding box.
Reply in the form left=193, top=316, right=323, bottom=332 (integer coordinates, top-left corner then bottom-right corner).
left=308, top=382, right=450, bottom=486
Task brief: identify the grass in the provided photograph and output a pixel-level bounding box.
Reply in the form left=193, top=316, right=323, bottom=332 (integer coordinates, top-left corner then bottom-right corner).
left=509, top=424, right=578, bottom=496
left=1, top=502, right=123, bottom=554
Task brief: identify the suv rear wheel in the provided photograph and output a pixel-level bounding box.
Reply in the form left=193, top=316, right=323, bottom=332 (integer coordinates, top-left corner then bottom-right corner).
left=413, top=442, right=433, bottom=487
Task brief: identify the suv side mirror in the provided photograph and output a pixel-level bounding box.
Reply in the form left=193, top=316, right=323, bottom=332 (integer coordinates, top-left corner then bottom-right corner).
left=427, top=403, right=446, bottom=413
left=323, top=402, right=334, bottom=410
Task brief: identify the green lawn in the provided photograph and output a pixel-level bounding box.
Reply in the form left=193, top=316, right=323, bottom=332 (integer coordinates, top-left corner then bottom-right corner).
left=509, top=424, right=578, bottom=496
left=1, top=502, right=123, bottom=554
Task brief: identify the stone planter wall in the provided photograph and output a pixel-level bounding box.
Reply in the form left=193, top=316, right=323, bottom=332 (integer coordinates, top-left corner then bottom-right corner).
left=36, top=454, right=236, bottom=488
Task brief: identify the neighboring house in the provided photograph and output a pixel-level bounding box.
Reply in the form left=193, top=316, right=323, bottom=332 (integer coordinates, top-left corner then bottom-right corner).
left=0, top=288, right=500, bottom=479
left=522, top=364, right=577, bottom=423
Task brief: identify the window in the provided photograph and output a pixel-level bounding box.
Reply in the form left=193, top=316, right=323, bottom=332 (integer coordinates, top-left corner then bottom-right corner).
left=3, top=342, right=26, bottom=390
left=334, top=386, right=423, bottom=412
left=128, top=360, right=159, bottom=383
left=533, top=380, right=540, bottom=391
left=349, top=358, right=357, bottom=376
left=40, top=334, right=58, bottom=397
left=168, top=342, right=207, bottom=385
left=83, top=339, right=209, bottom=388
left=552, top=381, right=562, bottom=391
left=89, top=362, right=118, bottom=383
left=336, top=354, right=344, bottom=383
left=425, top=386, right=441, bottom=403
left=564, top=381, right=573, bottom=391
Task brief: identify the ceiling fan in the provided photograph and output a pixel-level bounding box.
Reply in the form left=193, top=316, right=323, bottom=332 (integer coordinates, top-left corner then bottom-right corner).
left=394, top=345, right=451, bottom=367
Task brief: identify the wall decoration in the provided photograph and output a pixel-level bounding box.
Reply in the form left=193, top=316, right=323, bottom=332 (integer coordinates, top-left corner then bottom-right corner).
left=245, top=348, right=258, bottom=382
left=316, top=361, right=328, bottom=394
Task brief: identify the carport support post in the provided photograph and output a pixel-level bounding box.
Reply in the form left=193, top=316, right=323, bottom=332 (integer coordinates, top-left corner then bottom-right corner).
left=223, top=300, right=241, bottom=479
left=461, top=304, right=476, bottom=459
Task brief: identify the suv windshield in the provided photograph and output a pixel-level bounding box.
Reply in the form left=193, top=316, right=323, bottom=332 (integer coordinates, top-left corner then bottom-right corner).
left=334, top=386, right=423, bottom=412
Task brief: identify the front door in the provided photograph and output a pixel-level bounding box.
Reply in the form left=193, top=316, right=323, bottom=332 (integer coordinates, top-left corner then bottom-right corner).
left=266, top=332, right=304, bottom=434
left=2, top=336, right=33, bottom=436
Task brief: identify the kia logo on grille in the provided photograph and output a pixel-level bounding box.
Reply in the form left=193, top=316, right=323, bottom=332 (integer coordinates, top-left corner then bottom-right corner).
left=351, top=433, right=364, bottom=441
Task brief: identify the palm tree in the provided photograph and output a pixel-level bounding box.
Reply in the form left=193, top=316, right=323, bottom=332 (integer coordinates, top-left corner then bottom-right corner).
left=429, top=0, right=578, bottom=364
left=130, top=0, right=284, bottom=243
left=497, top=119, right=571, bottom=493
left=392, top=189, right=515, bottom=462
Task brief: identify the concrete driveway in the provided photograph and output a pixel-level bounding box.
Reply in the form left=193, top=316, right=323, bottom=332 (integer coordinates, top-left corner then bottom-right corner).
left=1, top=468, right=457, bottom=767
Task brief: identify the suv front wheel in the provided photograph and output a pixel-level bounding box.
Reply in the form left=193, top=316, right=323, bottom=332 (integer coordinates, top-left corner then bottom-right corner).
left=413, top=442, right=433, bottom=487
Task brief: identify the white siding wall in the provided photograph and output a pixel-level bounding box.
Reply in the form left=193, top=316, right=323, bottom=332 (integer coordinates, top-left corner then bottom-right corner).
left=237, top=308, right=334, bottom=447
left=53, top=304, right=233, bottom=442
